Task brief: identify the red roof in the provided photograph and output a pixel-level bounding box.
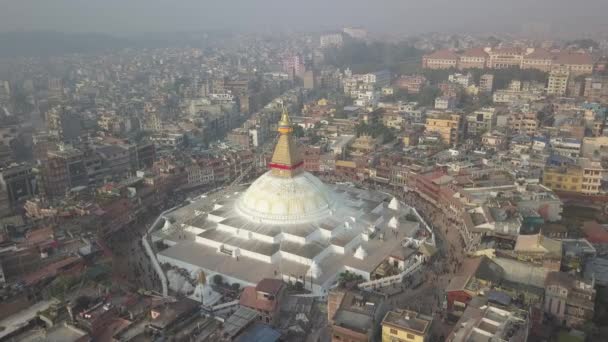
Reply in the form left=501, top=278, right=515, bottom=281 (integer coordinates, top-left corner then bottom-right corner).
left=461, top=47, right=488, bottom=58
left=554, top=52, right=593, bottom=65
left=425, top=49, right=459, bottom=60
left=255, top=278, right=285, bottom=295
left=21, top=255, right=82, bottom=286
left=581, top=221, right=608, bottom=244
left=525, top=48, right=554, bottom=60
left=25, top=226, right=54, bottom=245
left=491, top=47, right=523, bottom=55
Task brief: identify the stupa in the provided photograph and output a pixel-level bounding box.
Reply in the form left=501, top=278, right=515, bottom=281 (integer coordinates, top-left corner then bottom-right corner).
left=153, top=108, right=432, bottom=295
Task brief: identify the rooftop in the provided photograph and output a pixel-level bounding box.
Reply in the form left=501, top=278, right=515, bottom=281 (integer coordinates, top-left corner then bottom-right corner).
left=382, top=310, right=432, bottom=335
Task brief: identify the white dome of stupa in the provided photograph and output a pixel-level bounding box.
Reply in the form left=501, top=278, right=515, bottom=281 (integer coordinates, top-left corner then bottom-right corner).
left=234, top=108, right=336, bottom=225
left=235, top=171, right=335, bottom=225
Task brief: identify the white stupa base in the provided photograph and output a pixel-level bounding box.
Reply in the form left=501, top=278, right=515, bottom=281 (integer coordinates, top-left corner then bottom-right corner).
left=190, top=283, right=221, bottom=306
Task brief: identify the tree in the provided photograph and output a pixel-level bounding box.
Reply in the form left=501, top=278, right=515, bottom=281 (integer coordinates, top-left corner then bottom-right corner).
left=212, top=274, right=223, bottom=286
left=416, top=86, right=441, bottom=107
left=294, top=281, right=304, bottom=291
left=293, top=125, right=305, bottom=138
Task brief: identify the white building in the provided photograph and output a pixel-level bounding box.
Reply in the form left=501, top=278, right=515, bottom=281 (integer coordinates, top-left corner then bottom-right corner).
left=320, top=33, right=344, bottom=48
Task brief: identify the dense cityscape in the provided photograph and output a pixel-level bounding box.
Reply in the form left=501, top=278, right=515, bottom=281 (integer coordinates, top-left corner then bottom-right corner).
left=1, top=15, right=608, bottom=342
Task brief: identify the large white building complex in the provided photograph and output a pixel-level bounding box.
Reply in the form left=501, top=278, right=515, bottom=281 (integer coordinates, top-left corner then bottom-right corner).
left=152, top=110, right=434, bottom=297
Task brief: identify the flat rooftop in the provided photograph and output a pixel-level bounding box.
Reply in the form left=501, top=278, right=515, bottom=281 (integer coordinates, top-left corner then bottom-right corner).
left=382, top=310, right=432, bottom=335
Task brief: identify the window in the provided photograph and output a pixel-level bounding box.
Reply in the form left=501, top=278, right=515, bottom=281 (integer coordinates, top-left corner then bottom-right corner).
left=334, top=335, right=342, bottom=340
left=390, top=329, right=399, bottom=335
left=407, top=333, right=416, bottom=339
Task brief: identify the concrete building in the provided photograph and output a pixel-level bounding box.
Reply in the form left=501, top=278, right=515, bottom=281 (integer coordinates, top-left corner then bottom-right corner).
left=448, top=303, right=529, bottom=342
left=434, top=96, right=457, bottom=110
left=466, top=107, right=497, bottom=136
left=422, top=49, right=459, bottom=70
left=320, top=33, right=344, bottom=48
left=303, top=70, right=315, bottom=89
left=543, top=165, right=583, bottom=193
left=395, top=75, right=427, bottom=94
left=479, top=74, right=494, bottom=93
left=381, top=309, right=433, bottom=342
left=329, top=290, right=386, bottom=342
left=580, top=158, right=606, bottom=195
left=547, top=67, right=570, bottom=96
left=457, top=48, right=488, bottom=69
left=0, top=164, right=39, bottom=215
left=425, top=113, right=463, bottom=145
left=43, top=146, right=87, bottom=198
left=507, top=112, right=539, bottom=136
left=239, top=278, right=286, bottom=325
left=544, top=272, right=595, bottom=328
left=584, top=75, right=608, bottom=101
left=449, top=73, right=473, bottom=87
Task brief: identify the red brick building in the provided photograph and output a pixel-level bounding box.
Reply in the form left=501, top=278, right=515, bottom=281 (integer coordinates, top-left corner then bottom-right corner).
left=239, top=278, right=286, bottom=326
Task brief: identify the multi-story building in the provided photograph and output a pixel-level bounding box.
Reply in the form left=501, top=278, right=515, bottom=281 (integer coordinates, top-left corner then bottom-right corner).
left=457, top=48, right=488, bottom=69
left=239, top=278, right=286, bottom=326
left=381, top=309, right=433, bottom=342
left=227, top=129, right=251, bottom=149
left=466, top=107, right=497, bottom=136
left=328, top=290, right=385, bottom=342
left=0, top=164, right=39, bottom=216
left=522, top=48, right=554, bottom=72
left=544, top=272, right=596, bottom=328
left=553, top=52, right=594, bottom=76
left=581, top=136, right=608, bottom=159
left=550, top=138, right=581, bottom=158
left=487, top=47, right=524, bottom=69
left=507, top=112, right=539, bottom=136
left=547, top=67, right=570, bottom=96
left=422, top=49, right=459, bottom=69
left=282, top=55, right=306, bottom=77
left=449, top=73, right=473, bottom=87
left=301, top=146, right=321, bottom=173
left=479, top=74, right=494, bottom=93
left=395, top=75, right=427, bottom=94
left=584, top=76, right=608, bottom=101
left=422, top=47, right=593, bottom=75
left=131, top=142, right=156, bottom=170
left=434, top=96, right=457, bottom=110
left=320, top=33, right=344, bottom=48
left=580, top=158, right=606, bottom=195
left=542, top=165, right=583, bottom=193
left=481, top=131, right=508, bottom=150
left=425, top=113, right=463, bottom=145
left=96, top=145, right=132, bottom=180
left=43, top=146, right=87, bottom=198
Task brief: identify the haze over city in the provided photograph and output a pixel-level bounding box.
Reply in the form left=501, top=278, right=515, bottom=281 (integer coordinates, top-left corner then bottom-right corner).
left=1, top=0, right=608, bottom=36
left=2, top=1, right=608, bottom=342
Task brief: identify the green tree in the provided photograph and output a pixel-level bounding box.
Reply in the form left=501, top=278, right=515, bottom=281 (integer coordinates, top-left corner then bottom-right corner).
left=416, top=86, right=441, bottom=107
left=293, top=125, right=305, bottom=138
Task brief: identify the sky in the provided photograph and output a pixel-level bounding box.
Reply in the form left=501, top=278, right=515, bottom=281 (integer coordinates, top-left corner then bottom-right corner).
left=1, top=0, right=607, bottom=36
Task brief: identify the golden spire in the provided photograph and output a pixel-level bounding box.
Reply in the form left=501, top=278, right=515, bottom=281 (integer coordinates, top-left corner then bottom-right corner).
left=278, top=107, right=293, bottom=134
left=269, top=107, right=302, bottom=177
